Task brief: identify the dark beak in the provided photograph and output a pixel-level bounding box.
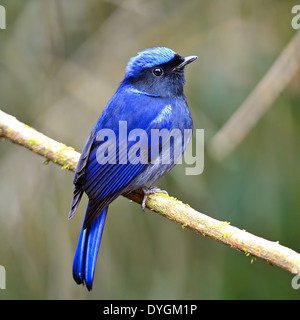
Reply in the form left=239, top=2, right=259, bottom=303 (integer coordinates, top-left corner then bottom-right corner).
left=173, top=55, right=198, bottom=71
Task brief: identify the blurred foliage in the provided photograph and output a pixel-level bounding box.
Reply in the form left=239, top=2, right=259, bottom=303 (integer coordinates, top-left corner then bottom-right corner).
left=0, top=0, right=300, bottom=299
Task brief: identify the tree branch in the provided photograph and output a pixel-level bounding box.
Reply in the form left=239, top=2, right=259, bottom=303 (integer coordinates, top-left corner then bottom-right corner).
left=209, top=30, right=300, bottom=161
left=1, top=109, right=300, bottom=275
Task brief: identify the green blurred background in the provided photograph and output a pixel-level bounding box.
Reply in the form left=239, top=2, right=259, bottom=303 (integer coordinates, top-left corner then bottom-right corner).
left=0, top=0, right=300, bottom=299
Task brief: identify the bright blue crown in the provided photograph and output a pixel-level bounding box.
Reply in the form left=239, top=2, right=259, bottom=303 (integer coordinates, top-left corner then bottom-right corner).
left=125, top=47, right=176, bottom=78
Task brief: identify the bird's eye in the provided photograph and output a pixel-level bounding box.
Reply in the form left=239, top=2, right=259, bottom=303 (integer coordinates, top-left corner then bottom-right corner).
left=152, top=67, right=163, bottom=77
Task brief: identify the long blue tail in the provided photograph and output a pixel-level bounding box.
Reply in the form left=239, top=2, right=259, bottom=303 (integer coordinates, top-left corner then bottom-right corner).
left=72, top=206, right=108, bottom=291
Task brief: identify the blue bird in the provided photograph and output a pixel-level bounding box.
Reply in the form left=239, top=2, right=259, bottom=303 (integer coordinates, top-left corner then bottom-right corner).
left=68, top=47, right=197, bottom=290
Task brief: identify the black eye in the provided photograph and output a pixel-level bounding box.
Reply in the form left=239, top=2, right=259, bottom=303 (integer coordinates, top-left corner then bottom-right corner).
left=152, top=67, right=163, bottom=77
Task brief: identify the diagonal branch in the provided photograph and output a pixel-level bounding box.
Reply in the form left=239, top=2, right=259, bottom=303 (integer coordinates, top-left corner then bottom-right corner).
left=1, top=109, right=300, bottom=276
left=209, top=30, right=300, bottom=161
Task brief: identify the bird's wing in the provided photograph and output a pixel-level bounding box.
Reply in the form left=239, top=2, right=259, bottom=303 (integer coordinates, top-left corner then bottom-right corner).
left=68, top=128, right=97, bottom=220
left=78, top=93, right=173, bottom=228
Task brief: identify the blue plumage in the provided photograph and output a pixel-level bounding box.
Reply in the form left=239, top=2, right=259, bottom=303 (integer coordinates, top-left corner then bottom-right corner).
left=69, top=47, right=197, bottom=290
left=126, top=47, right=176, bottom=77
left=73, top=207, right=108, bottom=290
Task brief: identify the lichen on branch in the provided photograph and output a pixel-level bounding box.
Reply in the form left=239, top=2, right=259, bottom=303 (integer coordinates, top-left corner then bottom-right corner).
left=1, top=108, right=300, bottom=276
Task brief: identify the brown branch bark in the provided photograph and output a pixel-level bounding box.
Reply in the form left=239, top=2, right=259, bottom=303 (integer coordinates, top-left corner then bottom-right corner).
left=1, top=109, right=300, bottom=276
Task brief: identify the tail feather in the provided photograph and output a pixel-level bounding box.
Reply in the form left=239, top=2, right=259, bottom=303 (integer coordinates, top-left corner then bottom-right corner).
left=73, top=206, right=108, bottom=291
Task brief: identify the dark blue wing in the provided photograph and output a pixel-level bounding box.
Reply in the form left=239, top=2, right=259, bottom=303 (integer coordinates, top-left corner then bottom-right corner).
left=68, top=128, right=97, bottom=219
left=69, top=88, right=174, bottom=228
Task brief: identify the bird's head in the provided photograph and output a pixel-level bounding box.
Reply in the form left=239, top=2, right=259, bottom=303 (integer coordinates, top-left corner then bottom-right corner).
left=123, top=47, right=197, bottom=98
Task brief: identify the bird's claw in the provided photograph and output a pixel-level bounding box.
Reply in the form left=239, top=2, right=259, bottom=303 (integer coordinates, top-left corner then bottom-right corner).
left=141, top=186, right=168, bottom=211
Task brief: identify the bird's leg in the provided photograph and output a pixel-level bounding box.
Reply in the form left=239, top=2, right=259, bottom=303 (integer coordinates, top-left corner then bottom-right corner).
left=141, top=186, right=168, bottom=211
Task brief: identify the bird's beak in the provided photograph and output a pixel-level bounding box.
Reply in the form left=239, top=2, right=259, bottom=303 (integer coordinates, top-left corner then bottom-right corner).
left=173, top=55, right=198, bottom=71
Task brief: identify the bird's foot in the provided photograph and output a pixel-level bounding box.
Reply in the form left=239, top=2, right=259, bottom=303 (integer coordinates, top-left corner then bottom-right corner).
left=141, top=186, right=168, bottom=211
